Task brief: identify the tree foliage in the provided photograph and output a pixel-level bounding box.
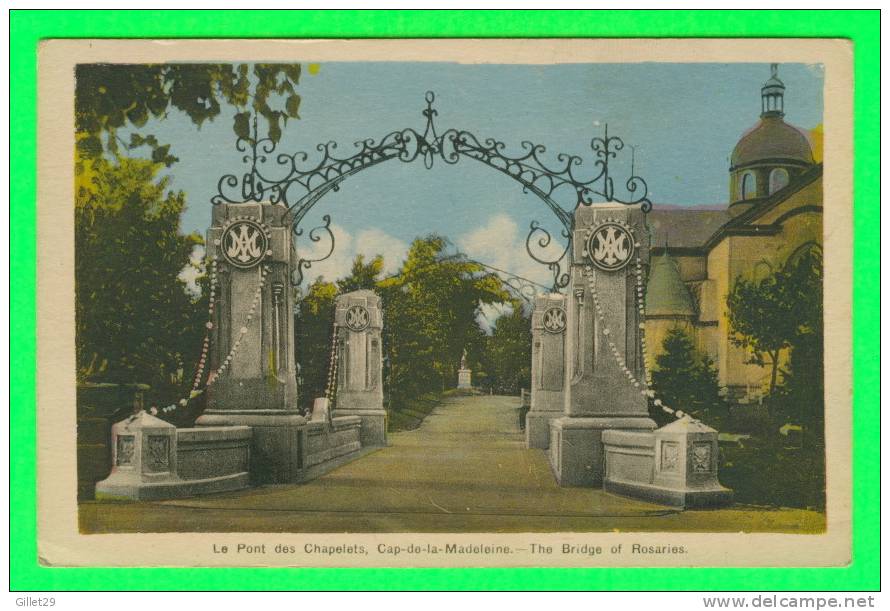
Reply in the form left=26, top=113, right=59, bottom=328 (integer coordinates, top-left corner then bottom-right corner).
left=650, top=327, right=727, bottom=427
left=75, top=63, right=303, bottom=165
left=480, top=302, right=532, bottom=394
left=294, top=278, right=339, bottom=409
left=75, top=156, right=204, bottom=406
left=765, top=248, right=824, bottom=439
left=727, top=248, right=823, bottom=395
left=378, top=236, right=509, bottom=405
left=337, top=254, right=384, bottom=293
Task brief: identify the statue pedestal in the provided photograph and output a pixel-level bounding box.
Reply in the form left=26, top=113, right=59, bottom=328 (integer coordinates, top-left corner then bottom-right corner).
left=457, top=368, right=473, bottom=389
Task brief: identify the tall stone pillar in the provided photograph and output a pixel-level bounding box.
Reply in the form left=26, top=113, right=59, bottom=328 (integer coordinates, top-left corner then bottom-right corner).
left=549, top=203, right=656, bottom=486
left=526, top=293, right=567, bottom=449
left=331, top=290, right=387, bottom=446
left=196, top=202, right=306, bottom=483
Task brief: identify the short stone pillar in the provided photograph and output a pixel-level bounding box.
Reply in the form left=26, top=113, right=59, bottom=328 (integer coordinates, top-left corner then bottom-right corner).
left=331, top=290, right=387, bottom=446
left=550, top=203, right=656, bottom=486
left=652, top=417, right=733, bottom=506
left=96, top=411, right=179, bottom=500
left=603, top=416, right=733, bottom=507
left=196, top=202, right=307, bottom=483
left=526, top=293, right=567, bottom=449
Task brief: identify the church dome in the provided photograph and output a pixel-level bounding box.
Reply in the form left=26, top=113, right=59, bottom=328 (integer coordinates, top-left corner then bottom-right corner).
left=731, top=117, right=814, bottom=170
left=728, top=64, right=816, bottom=213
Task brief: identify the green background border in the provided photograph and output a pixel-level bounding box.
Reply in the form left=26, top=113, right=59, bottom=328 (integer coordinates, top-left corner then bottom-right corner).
left=10, top=9, right=880, bottom=591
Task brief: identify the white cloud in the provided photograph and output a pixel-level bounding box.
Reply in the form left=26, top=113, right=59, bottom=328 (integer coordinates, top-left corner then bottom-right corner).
left=295, top=223, right=407, bottom=286
left=456, top=212, right=566, bottom=291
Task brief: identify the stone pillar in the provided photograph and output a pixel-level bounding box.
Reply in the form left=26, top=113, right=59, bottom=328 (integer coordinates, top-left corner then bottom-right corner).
left=196, top=202, right=307, bottom=483
left=96, top=411, right=179, bottom=500
left=549, top=203, right=656, bottom=486
left=331, top=290, right=387, bottom=446
left=526, top=293, right=567, bottom=449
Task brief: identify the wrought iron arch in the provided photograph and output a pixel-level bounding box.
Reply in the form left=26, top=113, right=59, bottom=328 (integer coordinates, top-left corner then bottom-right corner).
left=213, top=91, right=652, bottom=288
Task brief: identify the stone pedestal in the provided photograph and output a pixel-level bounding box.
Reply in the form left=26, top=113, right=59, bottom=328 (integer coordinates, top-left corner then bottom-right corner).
left=96, top=411, right=180, bottom=500
left=196, top=202, right=306, bottom=482
left=526, top=293, right=567, bottom=449
left=549, top=203, right=655, bottom=486
left=331, top=290, right=387, bottom=447
left=457, top=368, right=473, bottom=389
left=603, top=417, right=733, bottom=507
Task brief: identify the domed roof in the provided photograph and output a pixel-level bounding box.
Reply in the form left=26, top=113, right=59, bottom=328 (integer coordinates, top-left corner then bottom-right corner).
left=731, top=117, right=814, bottom=169
left=645, top=254, right=696, bottom=317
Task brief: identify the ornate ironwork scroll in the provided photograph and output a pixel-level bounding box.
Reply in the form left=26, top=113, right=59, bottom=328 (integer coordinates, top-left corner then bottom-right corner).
left=214, top=92, right=652, bottom=291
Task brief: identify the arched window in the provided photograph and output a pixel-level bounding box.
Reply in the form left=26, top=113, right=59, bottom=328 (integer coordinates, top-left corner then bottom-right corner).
left=740, top=172, right=757, bottom=200
left=769, top=168, right=790, bottom=194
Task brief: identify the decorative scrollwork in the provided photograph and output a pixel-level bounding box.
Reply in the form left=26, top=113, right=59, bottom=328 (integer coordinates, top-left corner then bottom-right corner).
left=291, top=214, right=335, bottom=286
left=214, top=91, right=652, bottom=286
left=526, top=221, right=571, bottom=291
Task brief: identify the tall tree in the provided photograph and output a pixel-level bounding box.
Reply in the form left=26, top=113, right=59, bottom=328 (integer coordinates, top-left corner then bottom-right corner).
left=379, top=236, right=508, bottom=404
left=294, top=278, right=339, bottom=410
left=75, top=156, right=204, bottom=405
left=481, top=301, right=532, bottom=394
left=337, top=254, right=384, bottom=293
left=771, top=248, right=824, bottom=443
left=727, top=248, right=823, bottom=395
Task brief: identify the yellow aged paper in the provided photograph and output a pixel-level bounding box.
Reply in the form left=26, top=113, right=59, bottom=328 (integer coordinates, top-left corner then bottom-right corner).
left=38, top=38, right=852, bottom=568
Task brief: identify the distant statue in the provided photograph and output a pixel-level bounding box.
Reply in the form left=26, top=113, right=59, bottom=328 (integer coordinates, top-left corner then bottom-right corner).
left=457, top=348, right=472, bottom=389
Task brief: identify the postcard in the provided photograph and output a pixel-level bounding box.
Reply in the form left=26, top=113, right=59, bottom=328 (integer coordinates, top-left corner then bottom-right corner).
left=37, top=38, right=852, bottom=568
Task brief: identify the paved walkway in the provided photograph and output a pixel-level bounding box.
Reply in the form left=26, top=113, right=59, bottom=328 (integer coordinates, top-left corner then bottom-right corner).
left=80, top=395, right=825, bottom=533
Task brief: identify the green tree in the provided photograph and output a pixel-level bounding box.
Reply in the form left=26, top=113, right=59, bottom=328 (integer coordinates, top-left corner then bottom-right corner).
left=75, top=63, right=304, bottom=164
left=294, top=278, right=339, bottom=410
left=771, top=248, right=824, bottom=442
left=482, top=301, right=532, bottom=394
left=75, top=156, right=204, bottom=406
left=727, top=248, right=823, bottom=396
left=379, top=236, right=508, bottom=404
left=650, top=327, right=727, bottom=426
left=727, top=271, right=796, bottom=395
left=337, top=254, right=384, bottom=293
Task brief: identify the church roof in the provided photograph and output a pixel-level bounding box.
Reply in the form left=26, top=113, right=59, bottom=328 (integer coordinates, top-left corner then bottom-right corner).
left=645, top=253, right=697, bottom=317
left=731, top=116, right=814, bottom=169
left=646, top=207, right=731, bottom=251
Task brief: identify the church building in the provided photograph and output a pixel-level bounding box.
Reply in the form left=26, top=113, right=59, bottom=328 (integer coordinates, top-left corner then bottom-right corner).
left=644, top=64, right=823, bottom=401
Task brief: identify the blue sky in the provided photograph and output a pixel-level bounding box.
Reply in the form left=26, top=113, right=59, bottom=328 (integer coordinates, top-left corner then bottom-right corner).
left=134, top=61, right=823, bottom=289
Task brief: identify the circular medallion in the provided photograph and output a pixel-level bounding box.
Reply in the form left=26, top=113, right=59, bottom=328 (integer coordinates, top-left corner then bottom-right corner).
left=586, top=222, right=635, bottom=272
left=542, top=307, right=567, bottom=334
left=345, top=305, right=371, bottom=332
left=221, top=219, right=269, bottom=269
